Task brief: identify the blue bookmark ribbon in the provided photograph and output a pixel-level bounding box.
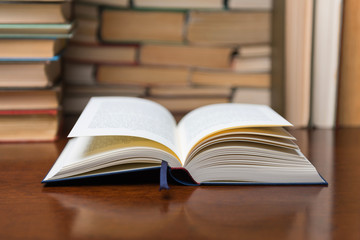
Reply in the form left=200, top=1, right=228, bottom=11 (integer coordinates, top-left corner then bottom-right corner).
left=159, top=161, right=170, bottom=191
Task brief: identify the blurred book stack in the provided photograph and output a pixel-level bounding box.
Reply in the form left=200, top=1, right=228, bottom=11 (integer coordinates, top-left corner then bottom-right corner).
left=64, top=0, right=272, bottom=119
left=0, top=0, right=73, bottom=142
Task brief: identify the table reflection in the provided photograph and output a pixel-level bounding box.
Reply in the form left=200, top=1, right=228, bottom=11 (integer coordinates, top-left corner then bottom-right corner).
left=47, top=185, right=324, bottom=240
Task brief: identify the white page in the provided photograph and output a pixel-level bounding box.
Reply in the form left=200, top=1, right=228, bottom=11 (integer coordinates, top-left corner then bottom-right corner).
left=68, top=97, right=180, bottom=157
left=177, top=103, right=292, bottom=162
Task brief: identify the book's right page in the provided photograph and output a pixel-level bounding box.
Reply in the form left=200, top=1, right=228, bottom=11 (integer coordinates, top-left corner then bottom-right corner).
left=177, top=103, right=292, bottom=162
left=176, top=103, right=326, bottom=184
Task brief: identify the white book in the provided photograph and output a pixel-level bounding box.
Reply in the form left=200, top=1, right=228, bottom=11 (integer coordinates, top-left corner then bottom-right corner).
left=311, top=0, right=343, bottom=128
left=43, top=97, right=326, bottom=185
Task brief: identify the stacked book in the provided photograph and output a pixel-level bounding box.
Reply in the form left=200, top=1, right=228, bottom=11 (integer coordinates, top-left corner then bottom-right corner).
left=64, top=0, right=272, bottom=118
left=0, top=0, right=73, bottom=142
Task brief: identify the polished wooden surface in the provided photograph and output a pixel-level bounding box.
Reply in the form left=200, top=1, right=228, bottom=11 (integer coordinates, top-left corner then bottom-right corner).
left=0, top=128, right=359, bottom=240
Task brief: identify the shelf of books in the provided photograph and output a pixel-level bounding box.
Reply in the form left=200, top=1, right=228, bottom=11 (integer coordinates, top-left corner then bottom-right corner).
left=64, top=0, right=273, bottom=122
left=0, top=0, right=74, bottom=142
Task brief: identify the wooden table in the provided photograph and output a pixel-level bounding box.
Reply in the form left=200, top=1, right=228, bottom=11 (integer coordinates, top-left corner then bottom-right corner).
left=0, top=128, right=359, bottom=240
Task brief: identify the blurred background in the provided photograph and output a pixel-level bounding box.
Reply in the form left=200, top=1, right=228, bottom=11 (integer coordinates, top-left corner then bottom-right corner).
left=1, top=0, right=358, bottom=142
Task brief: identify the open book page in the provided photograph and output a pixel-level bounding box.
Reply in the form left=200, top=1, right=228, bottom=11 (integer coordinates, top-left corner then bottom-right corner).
left=44, top=137, right=86, bottom=181
left=44, top=135, right=182, bottom=181
left=177, top=104, right=292, bottom=162
left=68, top=97, right=180, bottom=158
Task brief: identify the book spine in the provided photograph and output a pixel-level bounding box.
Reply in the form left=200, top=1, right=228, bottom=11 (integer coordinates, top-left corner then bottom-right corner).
left=270, top=0, right=285, bottom=116
left=336, top=0, right=360, bottom=126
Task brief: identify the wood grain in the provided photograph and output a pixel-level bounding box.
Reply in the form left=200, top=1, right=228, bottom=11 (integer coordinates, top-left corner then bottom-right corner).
left=0, top=127, right=359, bottom=240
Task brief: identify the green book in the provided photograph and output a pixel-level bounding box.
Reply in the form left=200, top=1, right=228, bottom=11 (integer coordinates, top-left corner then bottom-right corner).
left=0, top=22, right=74, bottom=39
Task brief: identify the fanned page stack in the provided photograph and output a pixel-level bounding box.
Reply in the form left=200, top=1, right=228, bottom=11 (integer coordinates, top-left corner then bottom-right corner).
left=43, top=97, right=326, bottom=185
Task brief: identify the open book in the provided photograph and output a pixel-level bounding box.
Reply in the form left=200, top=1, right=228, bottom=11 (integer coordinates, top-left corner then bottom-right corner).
left=43, top=97, right=326, bottom=185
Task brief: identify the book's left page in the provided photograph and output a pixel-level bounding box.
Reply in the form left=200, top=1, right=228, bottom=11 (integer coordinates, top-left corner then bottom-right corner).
left=68, top=97, right=180, bottom=158
left=44, top=97, right=181, bottom=182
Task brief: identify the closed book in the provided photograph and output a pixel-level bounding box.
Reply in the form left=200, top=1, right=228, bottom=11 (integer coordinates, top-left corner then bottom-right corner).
left=100, top=10, right=185, bottom=43
left=270, top=0, right=285, bottom=116
left=78, top=0, right=129, bottom=7
left=285, top=0, right=313, bottom=127
left=0, top=109, right=60, bottom=142
left=64, top=43, right=138, bottom=64
left=0, top=38, right=66, bottom=59
left=238, top=45, right=271, bottom=57
left=191, top=70, right=270, bottom=87
left=232, top=87, right=271, bottom=106
left=133, top=0, right=223, bottom=9
left=0, top=2, right=72, bottom=24
left=0, top=85, right=61, bottom=111
left=228, top=0, right=272, bottom=10
left=311, top=0, right=342, bottom=128
left=140, top=44, right=233, bottom=69
left=97, top=65, right=189, bottom=87
left=0, top=60, right=60, bottom=88
left=187, top=12, right=271, bottom=46
left=232, top=56, right=271, bottom=73
left=149, top=86, right=232, bottom=98
left=337, top=0, right=360, bottom=126
left=0, top=22, right=74, bottom=37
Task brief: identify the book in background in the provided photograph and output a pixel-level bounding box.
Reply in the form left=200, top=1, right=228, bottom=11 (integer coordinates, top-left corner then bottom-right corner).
left=336, top=0, right=360, bottom=127
left=271, top=0, right=285, bottom=116
left=0, top=0, right=74, bottom=142
left=65, top=1, right=273, bottom=118
left=285, top=0, right=313, bottom=128
left=311, top=0, right=342, bottom=128
left=277, top=0, right=343, bottom=129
